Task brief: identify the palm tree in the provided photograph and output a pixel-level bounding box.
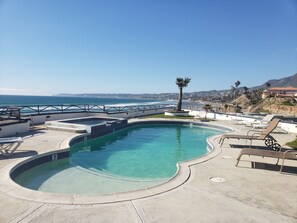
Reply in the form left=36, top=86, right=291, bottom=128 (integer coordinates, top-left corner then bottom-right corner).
left=175, top=77, right=191, bottom=111
left=230, top=85, right=236, bottom=100
left=235, top=80, right=241, bottom=88
left=234, top=80, right=241, bottom=98
left=203, top=103, right=213, bottom=112
left=202, top=104, right=212, bottom=121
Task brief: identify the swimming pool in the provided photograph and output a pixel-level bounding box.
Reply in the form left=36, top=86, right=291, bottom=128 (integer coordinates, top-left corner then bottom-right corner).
left=13, top=122, right=224, bottom=195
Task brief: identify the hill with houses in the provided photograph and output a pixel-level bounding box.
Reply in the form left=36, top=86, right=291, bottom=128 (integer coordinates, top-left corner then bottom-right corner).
left=57, top=72, right=297, bottom=102
left=252, top=73, right=297, bottom=89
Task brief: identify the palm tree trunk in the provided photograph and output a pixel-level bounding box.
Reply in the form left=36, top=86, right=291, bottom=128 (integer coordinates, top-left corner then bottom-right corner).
left=176, top=87, right=183, bottom=111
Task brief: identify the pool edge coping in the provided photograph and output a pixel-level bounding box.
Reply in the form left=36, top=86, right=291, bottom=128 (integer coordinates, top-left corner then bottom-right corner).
left=0, top=119, right=233, bottom=205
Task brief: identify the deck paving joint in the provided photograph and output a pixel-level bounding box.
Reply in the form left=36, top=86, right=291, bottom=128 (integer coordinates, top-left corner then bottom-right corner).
left=130, top=200, right=148, bottom=223
left=184, top=185, right=297, bottom=220
left=11, top=203, right=45, bottom=223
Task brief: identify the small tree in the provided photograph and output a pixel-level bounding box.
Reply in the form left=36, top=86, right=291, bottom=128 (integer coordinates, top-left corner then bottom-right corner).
left=203, top=104, right=212, bottom=120
left=175, top=77, right=191, bottom=111
left=235, top=104, right=242, bottom=113
left=243, top=86, right=248, bottom=94
left=224, top=104, right=229, bottom=113
left=266, top=82, right=271, bottom=89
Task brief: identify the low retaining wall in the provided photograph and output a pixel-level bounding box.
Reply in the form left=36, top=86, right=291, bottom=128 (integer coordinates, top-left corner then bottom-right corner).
left=188, top=110, right=297, bottom=134
left=0, top=120, right=30, bottom=138
left=28, top=109, right=165, bottom=126
left=1, top=109, right=165, bottom=137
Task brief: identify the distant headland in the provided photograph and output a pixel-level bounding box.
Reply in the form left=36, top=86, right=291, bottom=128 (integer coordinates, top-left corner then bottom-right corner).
left=56, top=73, right=297, bottom=102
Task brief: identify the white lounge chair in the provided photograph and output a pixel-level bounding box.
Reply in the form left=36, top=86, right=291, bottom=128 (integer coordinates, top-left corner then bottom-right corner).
left=232, top=114, right=274, bottom=126
left=245, top=114, right=274, bottom=127
left=0, top=137, right=23, bottom=157
left=231, top=115, right=255, bottom=125
left=244, top=115, right=287, bottom=133
left=194, top=113, right=203, bottom=121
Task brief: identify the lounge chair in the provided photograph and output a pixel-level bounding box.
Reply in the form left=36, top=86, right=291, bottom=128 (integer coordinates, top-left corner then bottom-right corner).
left=236, top=148, right=297, bottom=173
left=249, top=123, right=288, bottom=134
left=0, top=137, right=23, bottom=157
left=233, top=114, right=274, bottom=126
left=194, top=113, right=204, bottom=121
left=231, top=115, right=248, bottom=125
left=244, top=114, right=274, bottom=127
left=219, top=118, right=281, bottom=150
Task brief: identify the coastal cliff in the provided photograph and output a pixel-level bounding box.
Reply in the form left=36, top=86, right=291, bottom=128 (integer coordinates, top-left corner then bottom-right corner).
left=229, top=95, right=297, bottom=116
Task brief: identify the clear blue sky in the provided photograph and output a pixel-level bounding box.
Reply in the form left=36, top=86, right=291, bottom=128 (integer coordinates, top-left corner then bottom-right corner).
left=0, top=0, right=297, bottom=95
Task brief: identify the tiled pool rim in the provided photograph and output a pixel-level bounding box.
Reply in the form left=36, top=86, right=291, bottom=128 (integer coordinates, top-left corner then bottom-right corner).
left=2, top=120, right=232, bottom=205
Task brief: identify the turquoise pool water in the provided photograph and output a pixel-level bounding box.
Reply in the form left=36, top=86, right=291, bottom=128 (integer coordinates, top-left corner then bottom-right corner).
left=14, top=124, right=223, bottom=194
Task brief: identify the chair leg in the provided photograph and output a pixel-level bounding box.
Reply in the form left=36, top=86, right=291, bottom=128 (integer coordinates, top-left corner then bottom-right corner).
left=249, top=139, right=252, bottom=148
left=0, top=149, right=6, bottom=156
left=8, top=142, right=22, bottom=154
left=279, top=158, right=285, bottom=173
left=1, top=144, right=14, bottom=151
left=235, top=154, right=243, bottom=166
left=0, top=142, right=22, bottom=157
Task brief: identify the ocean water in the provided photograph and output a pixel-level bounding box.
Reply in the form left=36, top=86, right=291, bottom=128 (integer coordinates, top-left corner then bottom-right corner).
left=0, top=95, right=203, bottom=112
left=0, top=95, right=162, bottom=106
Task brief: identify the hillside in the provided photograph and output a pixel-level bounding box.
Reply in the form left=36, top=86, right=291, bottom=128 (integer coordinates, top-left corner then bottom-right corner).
left=228, top=95, right=297, bottom=116
left=251, top=97, right=297, bottom=116
left=253, top=73, right=297, bottom=89
left=57, top=72, right=297, bottom=100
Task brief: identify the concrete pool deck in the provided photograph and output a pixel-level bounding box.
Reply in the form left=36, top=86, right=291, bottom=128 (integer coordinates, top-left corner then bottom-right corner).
left=0, top=119, right=296, bottom=222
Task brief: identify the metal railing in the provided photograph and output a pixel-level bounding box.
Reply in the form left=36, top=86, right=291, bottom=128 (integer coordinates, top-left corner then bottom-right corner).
left=0, top=103, right=176, bottom=117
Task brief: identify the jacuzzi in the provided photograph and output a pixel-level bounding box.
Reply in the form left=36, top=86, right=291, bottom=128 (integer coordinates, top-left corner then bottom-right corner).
left=45, top=117, right=127, bottom=136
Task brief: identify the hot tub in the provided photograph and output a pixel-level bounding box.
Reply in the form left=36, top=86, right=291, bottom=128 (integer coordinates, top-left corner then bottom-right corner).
left=45, top=117, right=127, bottom=136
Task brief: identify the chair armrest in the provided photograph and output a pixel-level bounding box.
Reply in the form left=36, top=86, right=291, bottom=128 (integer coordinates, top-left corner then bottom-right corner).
left=247, top=129, right=261, bottom=136
left=279, top=150, right=297, bottom=173
left=251, top=132, right=261, bottom=137
left=252, top=121, right=269, bottom=127
left=245, top=120, right=256, bottom=127
left=283, top=150, right=297, bottom=160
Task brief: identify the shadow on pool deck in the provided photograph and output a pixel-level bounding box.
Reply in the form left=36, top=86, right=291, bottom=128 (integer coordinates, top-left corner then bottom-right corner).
left=249, top=162, right=297, bottom=174
left=230, top=144, right=267, bottom=149
left=20, top=129, right=46, bottom=138
left=0, top=150, right=38, bottom=160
